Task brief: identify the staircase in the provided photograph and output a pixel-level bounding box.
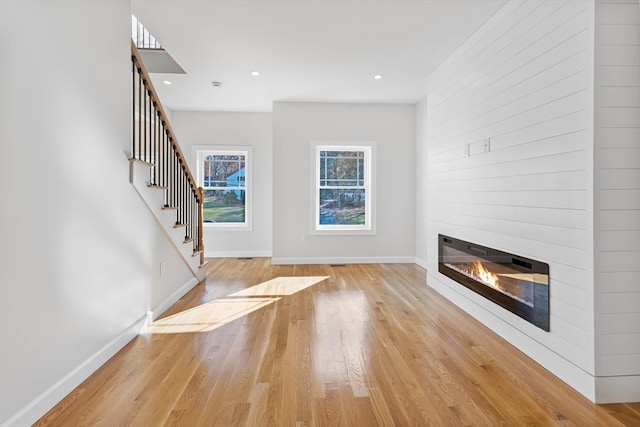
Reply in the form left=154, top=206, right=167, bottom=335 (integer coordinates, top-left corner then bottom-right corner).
left=129, top=41, right=206, bottom=281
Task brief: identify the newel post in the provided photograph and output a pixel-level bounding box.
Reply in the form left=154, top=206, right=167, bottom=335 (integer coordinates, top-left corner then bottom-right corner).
left=197, top=187, right=204, bottom=265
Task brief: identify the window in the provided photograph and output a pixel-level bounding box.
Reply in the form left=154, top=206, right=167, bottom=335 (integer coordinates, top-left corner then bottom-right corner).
left=196, top=147, right=251, bottom=229
left=313, top=142, right=375, bottom=234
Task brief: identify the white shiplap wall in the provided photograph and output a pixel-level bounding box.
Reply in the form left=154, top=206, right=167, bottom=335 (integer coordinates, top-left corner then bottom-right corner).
left=425, top=0, right=598, bottom=398
left=593, top=0, right=640, bottom=401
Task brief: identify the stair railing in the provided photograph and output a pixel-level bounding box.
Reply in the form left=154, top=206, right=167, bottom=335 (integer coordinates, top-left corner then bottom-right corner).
left=131, top=41, right=204, bottom=266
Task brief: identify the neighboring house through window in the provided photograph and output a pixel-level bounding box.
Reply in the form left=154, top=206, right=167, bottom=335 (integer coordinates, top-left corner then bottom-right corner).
left=312, top=141, right=375, bottom=235
left=196, top=146, right=251, bottom=229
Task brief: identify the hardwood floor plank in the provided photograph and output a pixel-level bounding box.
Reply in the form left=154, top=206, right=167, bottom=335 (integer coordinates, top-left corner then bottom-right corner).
left=35, top=258, right=639, bottom=426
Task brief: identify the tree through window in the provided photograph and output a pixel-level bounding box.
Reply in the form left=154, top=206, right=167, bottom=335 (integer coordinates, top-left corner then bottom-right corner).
left=314, top=143, right=374, bottom=234
left=197, top=148, right=250, bottom=228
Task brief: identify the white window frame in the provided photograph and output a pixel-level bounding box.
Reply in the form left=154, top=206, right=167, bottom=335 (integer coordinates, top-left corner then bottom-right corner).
left=311, top=141, right=376, bottom=235
left=194, top=145, right=252, bottom=231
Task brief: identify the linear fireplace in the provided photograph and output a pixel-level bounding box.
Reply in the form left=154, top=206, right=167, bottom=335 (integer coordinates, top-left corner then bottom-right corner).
left=438, top=234, right=550, bottom=331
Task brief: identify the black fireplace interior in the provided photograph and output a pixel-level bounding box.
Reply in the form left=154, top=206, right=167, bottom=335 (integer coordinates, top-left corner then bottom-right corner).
left=438, top=234, right=550, bottom=331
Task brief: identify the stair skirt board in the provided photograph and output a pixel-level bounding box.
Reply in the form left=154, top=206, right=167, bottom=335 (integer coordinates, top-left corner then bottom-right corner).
left=129, top=159, right=202, bottom=277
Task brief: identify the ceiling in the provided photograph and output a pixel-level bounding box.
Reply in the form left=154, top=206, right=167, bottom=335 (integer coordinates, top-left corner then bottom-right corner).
left=131, top=0, right=507, bottom=112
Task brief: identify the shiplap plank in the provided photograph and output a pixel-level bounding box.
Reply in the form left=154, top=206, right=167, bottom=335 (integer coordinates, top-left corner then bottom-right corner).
left=598, top=148, right=640, bottom=168
left=599, top=209, right=640, bottom=229
left=600, top=65, right=640, bottom=86
left=547, top=314, right=589, bottom=350
left=599, top=231, right=640, bottom=251
left=430, top=150, right=587, bottom=185
left=599, top=251, right=640, bottom=271
left=599, top=45, right=640, bottom=65
left=599, top=169, right=640, bottom=189
left=599, top=189, right=640, bottom=209
left=599, top=106, right=640, bottom=127
left=600, top=291, right=640, bottom=313
left=599, top=313, right=640, bottom=334
left=599, top=354, right=640, bottom=376
left=599, top=127, right=640, bottom=148
left=600, top=23, right=640, bottom=45
left=599, top=333, right=640, bottom=354
left=428, top=202, right=586, bottom=230
left=599, top=271, right=640, bottom=292
left=553, top=278, right=588, bottom=308
left=430, top=170, right=588, bottom=193
left=600, top=86, right=640, bottom=106
left=550, top=298, right=590, bottom=329
left=429, top=189, right=587, bottom=210
left=549, top=263, right=589, bottom=292
left=600, top=2, right=640, bottom=25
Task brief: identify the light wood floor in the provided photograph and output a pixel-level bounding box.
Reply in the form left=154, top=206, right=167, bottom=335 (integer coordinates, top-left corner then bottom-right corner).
left=37, top=258, right=639, bottom=426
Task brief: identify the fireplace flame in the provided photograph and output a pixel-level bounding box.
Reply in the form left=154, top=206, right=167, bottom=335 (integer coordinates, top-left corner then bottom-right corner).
left=472, top=261, right=499, bottom=288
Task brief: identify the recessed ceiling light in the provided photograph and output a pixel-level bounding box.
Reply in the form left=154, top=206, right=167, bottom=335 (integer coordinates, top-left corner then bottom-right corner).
left=163, top=80, right=172, bottom=85
left=374, top=75, right=383, bottom=80
left=251, top=71, right=260, bottom=76
left=211, top=81, right=222, bottom=88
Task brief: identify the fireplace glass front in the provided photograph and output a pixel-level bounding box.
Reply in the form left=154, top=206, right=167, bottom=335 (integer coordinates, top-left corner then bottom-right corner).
left=438, top=234, right=550, bottom=331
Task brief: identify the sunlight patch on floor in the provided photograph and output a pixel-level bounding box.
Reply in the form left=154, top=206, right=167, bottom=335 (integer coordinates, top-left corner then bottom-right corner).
left=143, top=276, right=329, bottom=334
left=230, top=276, right=329, bottom=297
left=142, top=297, right=280, bottom=334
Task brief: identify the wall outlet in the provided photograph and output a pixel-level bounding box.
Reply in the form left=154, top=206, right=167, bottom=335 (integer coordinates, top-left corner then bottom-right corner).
left=483, top=137, right=491, bottom=153
left=302, top=234, right=308, bottom=243
left=464, top=143, right=470, bottom=157
left=160, top=261, right=165, bottom=276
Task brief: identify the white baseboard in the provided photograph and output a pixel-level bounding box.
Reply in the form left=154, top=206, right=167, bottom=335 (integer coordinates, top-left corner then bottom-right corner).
left=595, top=375, right=640, bottom=403
left=414, top=257, right=429, bottom=270
left=147, top=277, right=200, bottom=323
left=1, top=315, right=146, bottom=427
left=271, top=256, right=416, bottom=265
left=204, top=250, right=272, bottom=258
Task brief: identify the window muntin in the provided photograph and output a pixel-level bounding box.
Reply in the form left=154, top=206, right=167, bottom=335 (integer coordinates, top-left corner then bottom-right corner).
left=197, top=148, right=250, bottom=228
left=314, top=144, right=373, bottom=234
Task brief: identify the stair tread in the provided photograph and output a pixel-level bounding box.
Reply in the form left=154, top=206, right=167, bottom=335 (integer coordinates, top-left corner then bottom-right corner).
left=162, top=206, right=178, bottom=210
left=129, top=158, right=155, bottom=167
left=173, top=223, right=188, bottom=228
left=184, top=237, right=194, bottom=244
left=147, top=184, right=168, bottom=190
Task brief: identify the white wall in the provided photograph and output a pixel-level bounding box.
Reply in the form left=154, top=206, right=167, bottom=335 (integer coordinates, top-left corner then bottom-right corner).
left=0, top=1, right=196, bottom=425
left=272, top=102, right=416, bottom=264
left=423, top=0, right=598, bottom=399
left=593, top=0, right=640, bottom=401
left=171, top=111, right=273, bottom=257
